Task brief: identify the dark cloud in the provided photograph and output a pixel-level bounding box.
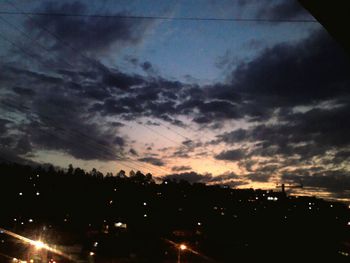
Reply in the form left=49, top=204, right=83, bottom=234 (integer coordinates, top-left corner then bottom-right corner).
left=141, top=61, right=152, bottom=71
left=231, top=30, right=350, bottom=109
left=163, top=171, right=248, bottom=187
left=113, top=136, right=125, bottom=147
left=215, top=102, right=350, bottom=164
left=146, top=121, right=160, bottom=126
left=171, top=149, right=190, bottom=158
left=207, top=172, right=248, bottom=187
left=0, top=118, right=11, bottom=134
left=129, top=148, right=138, bottom=156
left=181, top=140, right=202, bottom=148
left=14, top=136, right=32, bottom=155
left=333, top=150, right=350, bottom=164
left=11, top=27, right=345, bottom=167
left=1, top=81, right=126, bottom=161
left=215, top=149, right=245, bottom=161
left=237, top=0, right=311, bottom=20
left=0, top=147, right=38, bottom=166
left=3, top=66, right=63, bottom=85
left=163, top=171, right=212, bottom=184
left=12, top=86, right=36, bottom=97
left=246, top=172, right=272, bottom=182
left=256, top=1, right=309, bottom=20
left=109, top=121, right=125, bottom=128
left=176, top=97, right=242, bottom=123
left=26, top=1, right=152, bottom=54
left=282, top=170, right=350, bottom=194
left=138, top=157, right=165, bottom=166
left=102, top=69, right=144, bottom=90
left=93, top=29, right=342, bottom=129
left=214, top=103, right=350, bottom=185
left=171, top=165, right=192, bottom=172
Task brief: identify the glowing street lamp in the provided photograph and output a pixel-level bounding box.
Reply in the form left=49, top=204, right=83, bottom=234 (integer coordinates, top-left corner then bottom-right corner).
left=178, top=244, right=187, bottom=263
left=33, top=240, right=45, bottom=250
left=180, top=244, right=187, bottom=251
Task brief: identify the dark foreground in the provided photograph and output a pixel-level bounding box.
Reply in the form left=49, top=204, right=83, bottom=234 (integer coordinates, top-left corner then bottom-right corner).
left=0, top=162, right=349, bottom=262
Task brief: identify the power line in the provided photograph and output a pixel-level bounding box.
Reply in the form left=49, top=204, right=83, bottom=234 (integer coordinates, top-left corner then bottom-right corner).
left=2, top=0, right=272, bottom=146
left=0, top=26, right=213, bottom=171
left=137, top=122, right=180, bottom=146
left=0, top=1, right=236, bottom=175
left=0, top=4, right=173, bottom=176
left=0, top=26, right=171, bottom=175
left=0, top=99, right=170, bottom=175
left=0, top=11, right=318, bottom=23
left=4, top=0, right=102, bottom=69
left=0, top=15, right=75, bottom=69
left=0, top=27, right=222, bottom=176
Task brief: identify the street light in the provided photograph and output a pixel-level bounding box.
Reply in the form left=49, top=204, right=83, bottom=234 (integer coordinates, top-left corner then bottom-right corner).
left=178, top=244, right=187, bottom=263
left=33, top=240, right=45, bottom=250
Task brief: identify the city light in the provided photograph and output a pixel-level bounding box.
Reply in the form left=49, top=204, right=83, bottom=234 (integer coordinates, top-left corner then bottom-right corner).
left=0, top=227, right=75, bottom=260
left=33, top=240, right=45, bottom=250
left=180, top=244, right=187, bottom=251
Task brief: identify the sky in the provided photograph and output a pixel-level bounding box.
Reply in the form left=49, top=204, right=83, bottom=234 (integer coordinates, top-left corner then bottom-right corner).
left=0, top=0, right=350, bottom=202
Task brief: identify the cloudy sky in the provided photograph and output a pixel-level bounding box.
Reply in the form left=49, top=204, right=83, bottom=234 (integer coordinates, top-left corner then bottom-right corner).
left=0, top=0, right=350, bottom=202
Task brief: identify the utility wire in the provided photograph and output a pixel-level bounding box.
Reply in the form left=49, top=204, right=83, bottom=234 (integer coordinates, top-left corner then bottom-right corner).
left=0, top=0, right=234, bottom=175
left=0, top=27, right=222, bottom=176
left=0, top=7, right=173, bottom=175
left=0, top=26, right=171, bottom=175
left=0, top=15, right=75, bottom=69
left=0, top=28, right=221, bottom=175
left=0, top=10, right=318, bottom=23
left=0, top=99, right=169, bottom=175
left=4, top=0, right=102, bottom=69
